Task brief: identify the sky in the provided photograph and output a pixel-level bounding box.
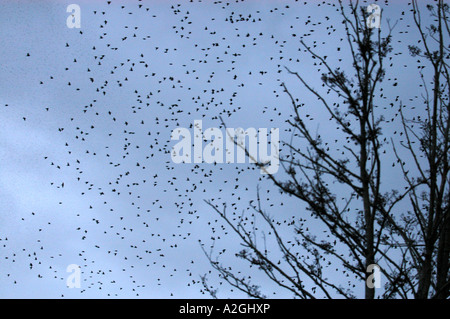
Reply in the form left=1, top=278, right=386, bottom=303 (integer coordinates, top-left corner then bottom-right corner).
left=0, top=0, right=437, bottom=298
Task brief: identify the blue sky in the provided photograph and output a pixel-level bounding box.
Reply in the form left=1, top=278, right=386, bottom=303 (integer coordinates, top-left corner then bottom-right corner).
left=0, top=0, right=435, bottom=298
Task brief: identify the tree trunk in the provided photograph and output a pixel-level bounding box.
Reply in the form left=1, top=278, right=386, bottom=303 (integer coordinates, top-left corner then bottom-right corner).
left=435, top=211, right=450, bottom=298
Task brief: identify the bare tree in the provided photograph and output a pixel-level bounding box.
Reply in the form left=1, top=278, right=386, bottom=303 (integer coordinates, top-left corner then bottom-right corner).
left=201, top=0, right=449, bottom=299
left=389, top=0, right=450, bottom=299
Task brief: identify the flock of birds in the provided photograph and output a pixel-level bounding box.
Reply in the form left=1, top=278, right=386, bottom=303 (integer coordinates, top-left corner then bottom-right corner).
left=0, top=0, right=422, bottom=298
